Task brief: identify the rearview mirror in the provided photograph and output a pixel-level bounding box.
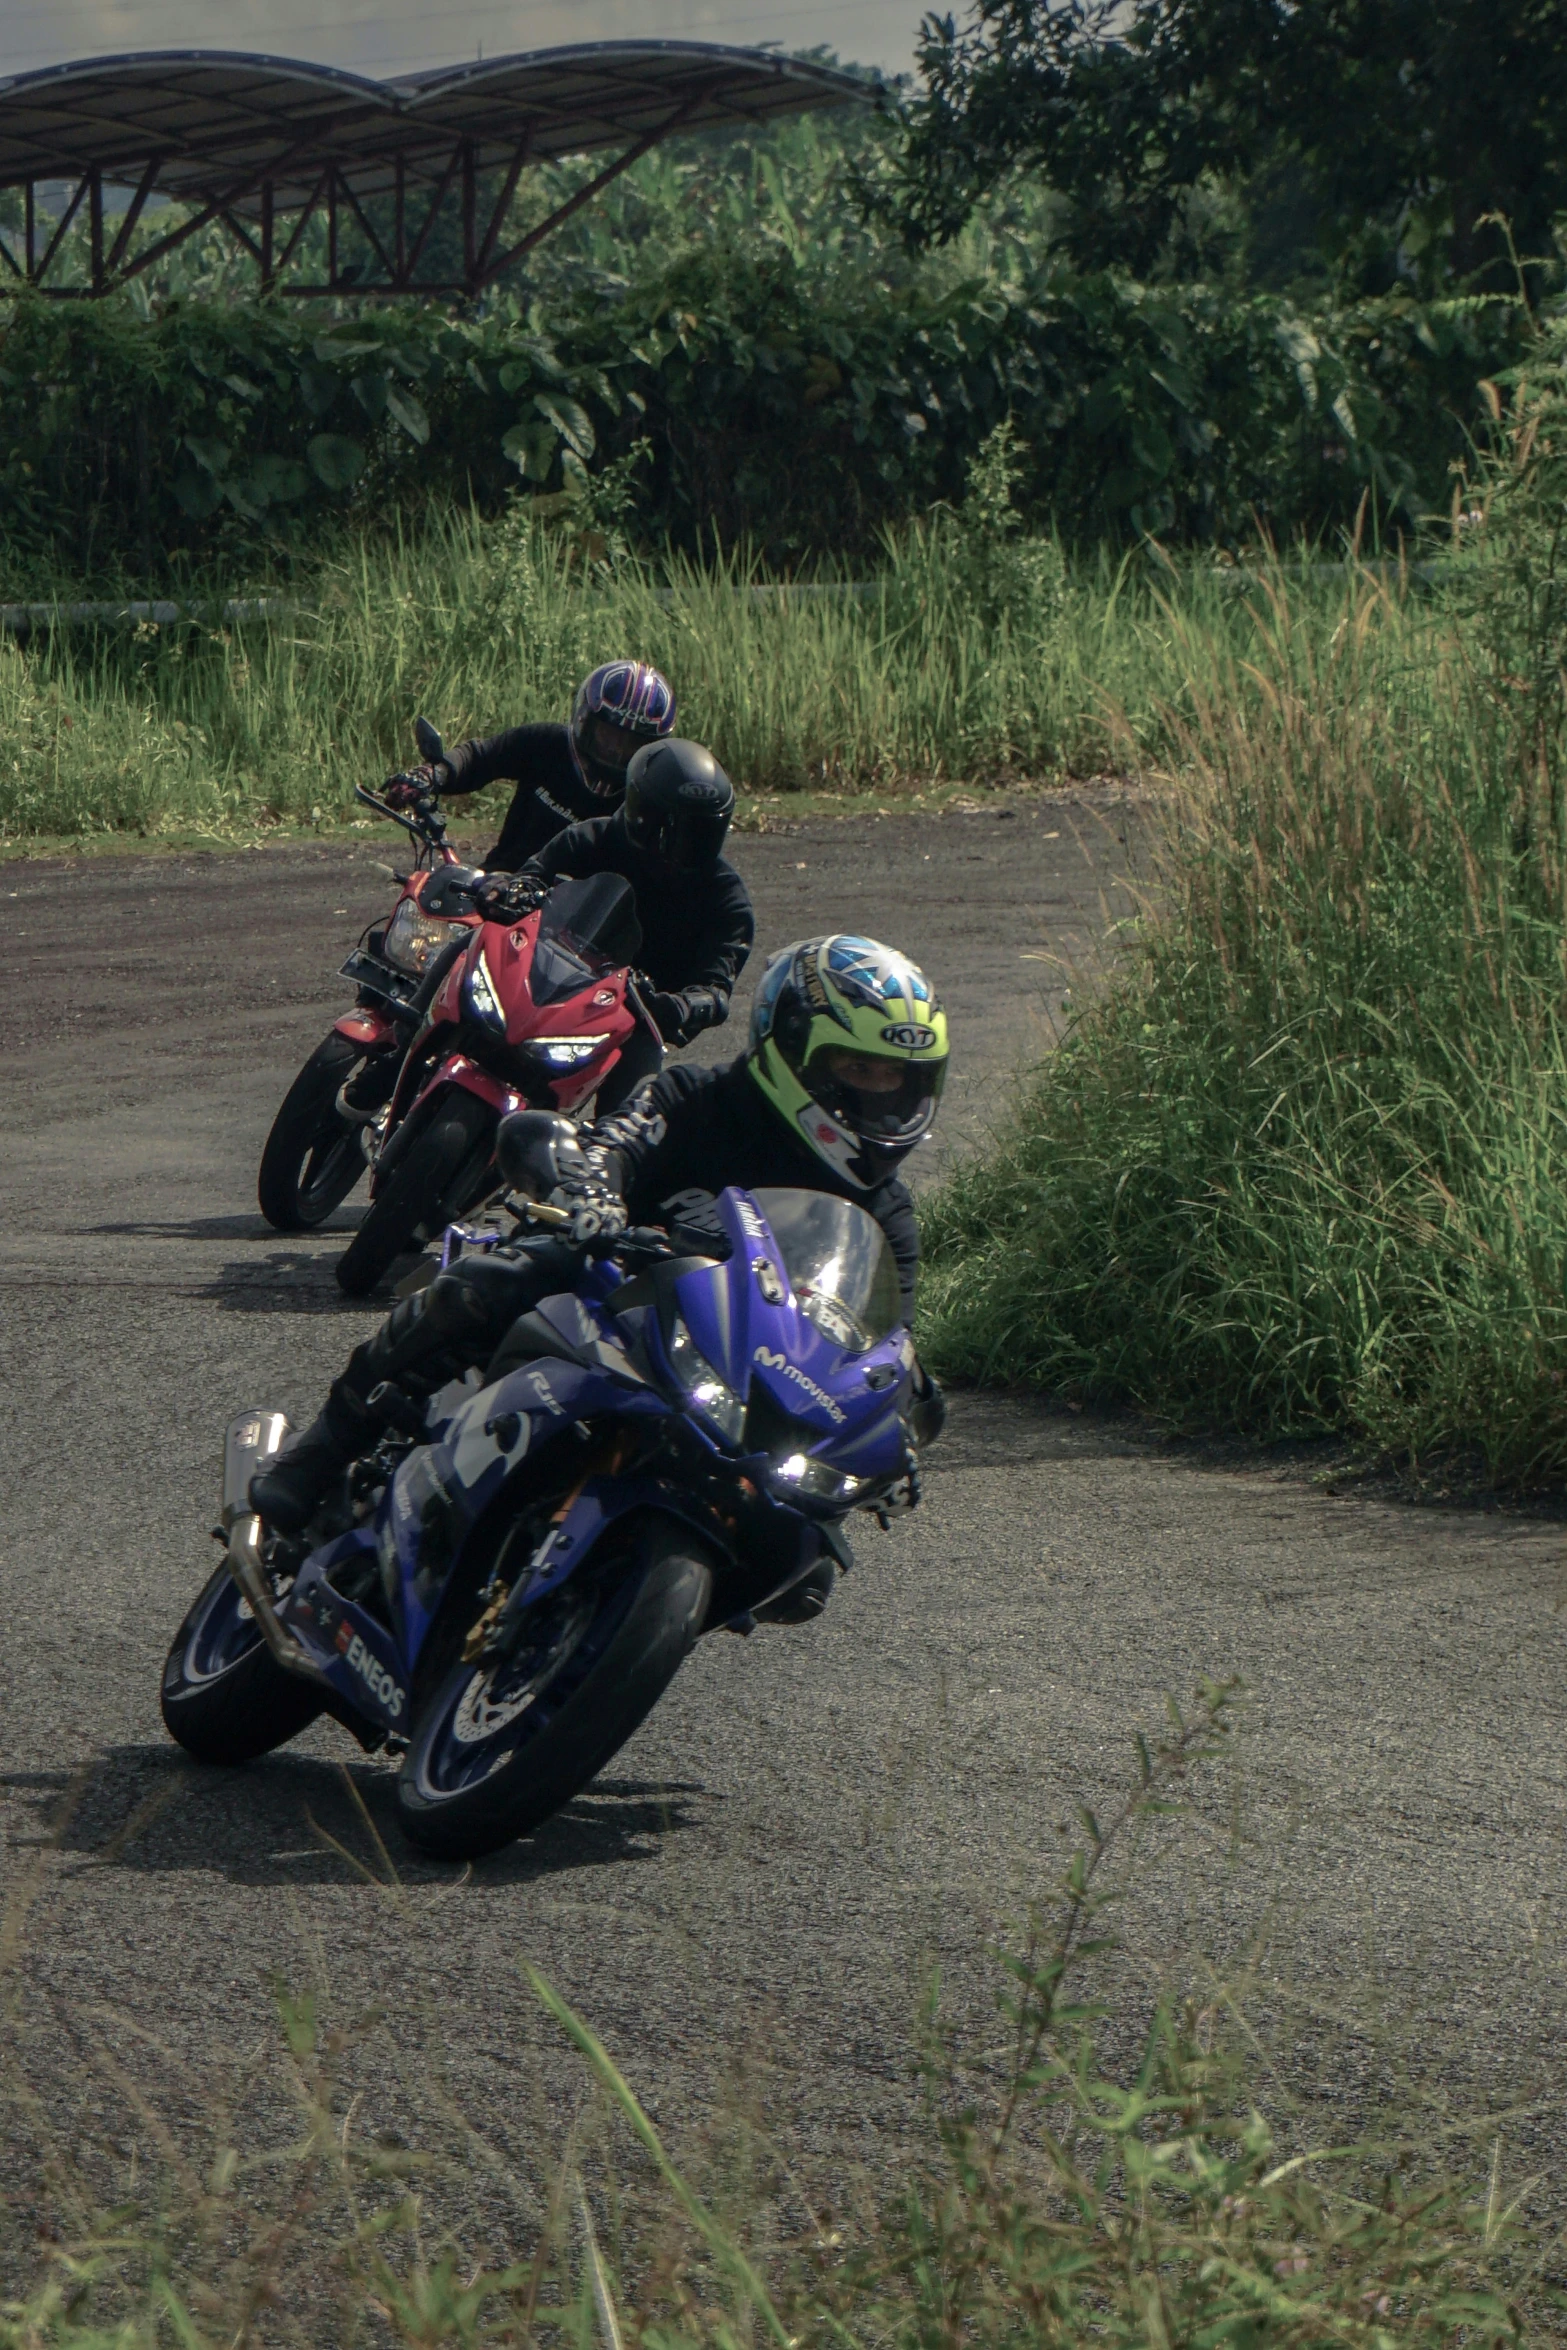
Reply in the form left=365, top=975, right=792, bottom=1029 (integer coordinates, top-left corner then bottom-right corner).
left=414, top=715, right=445, bottom=766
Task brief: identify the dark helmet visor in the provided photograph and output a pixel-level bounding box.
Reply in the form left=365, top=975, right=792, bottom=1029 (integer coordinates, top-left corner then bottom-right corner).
left=805, top=1045, right=947, bottom=1142
left=624, top=797, right=733, bottom=871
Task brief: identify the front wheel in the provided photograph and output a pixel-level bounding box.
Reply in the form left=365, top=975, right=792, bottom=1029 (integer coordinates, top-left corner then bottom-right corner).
left=160, top=1562, right=325, bottom=1764
left=258, top=1033, right=376, bottom=1232
left=336, top=1088, right=496, bottom=1296
left=396, top=1519, right=713, bottom=1861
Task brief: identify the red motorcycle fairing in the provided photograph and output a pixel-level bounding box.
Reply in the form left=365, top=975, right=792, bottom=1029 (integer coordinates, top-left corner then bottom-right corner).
left=368, top=897, right=640, bottom=1203
left=408, top=1054, right=527, bottom=1123
left=334, top=1009, right=400, bottom=1049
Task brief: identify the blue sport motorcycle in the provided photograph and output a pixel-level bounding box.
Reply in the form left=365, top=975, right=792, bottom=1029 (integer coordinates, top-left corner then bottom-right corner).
left=160, top=1188, right=919, bottom=1859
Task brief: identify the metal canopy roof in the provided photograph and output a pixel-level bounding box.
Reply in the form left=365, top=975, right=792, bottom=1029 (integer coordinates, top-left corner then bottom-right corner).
left=0, top=42, right=875, bottom=210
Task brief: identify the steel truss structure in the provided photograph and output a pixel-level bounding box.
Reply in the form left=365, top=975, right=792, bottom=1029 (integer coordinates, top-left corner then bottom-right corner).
left=0, top=42, right=874, bottom=298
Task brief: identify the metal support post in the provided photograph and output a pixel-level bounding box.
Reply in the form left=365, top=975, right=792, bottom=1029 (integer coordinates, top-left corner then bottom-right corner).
left=88, top=166, right=104, bottom=292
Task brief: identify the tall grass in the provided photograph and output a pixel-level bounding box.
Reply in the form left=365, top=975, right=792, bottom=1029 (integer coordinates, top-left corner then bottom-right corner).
left=2, top=1687, right=1546, bottom=2346
left=921, top=385, right=1567, bottom=1484
left=0, top=490, right=1362, bottom=843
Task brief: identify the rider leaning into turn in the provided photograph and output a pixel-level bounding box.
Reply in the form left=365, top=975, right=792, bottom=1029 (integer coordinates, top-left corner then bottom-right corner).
left=506, top=734, right=755, bottom=1110
left=408, top=658, right=676, bottom=871
left=250, top=934, right=951, bottom=1546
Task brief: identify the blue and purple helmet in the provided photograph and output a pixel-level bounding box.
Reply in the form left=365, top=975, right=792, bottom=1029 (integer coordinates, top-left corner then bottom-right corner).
left=571, top=660, right=676, bottom=796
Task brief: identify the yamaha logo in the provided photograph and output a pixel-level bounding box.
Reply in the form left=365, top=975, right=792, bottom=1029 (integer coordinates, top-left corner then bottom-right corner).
left=880, top=1023, right=936, bottom=1050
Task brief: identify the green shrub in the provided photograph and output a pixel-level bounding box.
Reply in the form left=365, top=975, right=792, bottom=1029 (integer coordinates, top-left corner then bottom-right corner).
left=921, top=364, right=1567, bottom=1484
left=0, top=255, right=1522, bottom=578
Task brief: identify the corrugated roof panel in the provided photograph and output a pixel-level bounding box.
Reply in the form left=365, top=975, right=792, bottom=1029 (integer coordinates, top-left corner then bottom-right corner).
left=0, top=41, right=877, bottom=204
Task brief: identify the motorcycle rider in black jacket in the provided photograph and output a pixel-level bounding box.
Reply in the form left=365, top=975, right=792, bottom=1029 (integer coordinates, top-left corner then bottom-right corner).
left=504, top=737, right=754, bottom=1112
left=250, top=935, right=950, bottom=1559
left=411, top=660, right=677, bottom=870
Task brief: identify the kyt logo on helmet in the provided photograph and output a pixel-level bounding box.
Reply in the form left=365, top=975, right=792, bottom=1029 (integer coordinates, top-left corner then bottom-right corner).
left=746, top=934, right=950, bottom=1190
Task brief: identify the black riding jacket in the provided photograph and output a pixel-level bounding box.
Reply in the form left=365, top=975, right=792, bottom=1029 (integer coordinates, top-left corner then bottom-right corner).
left=520, top=813, right=755, bottom=1047
left=587, top=1055, right=920, bottom=1320
left=439, top=722, right=615, bottom=871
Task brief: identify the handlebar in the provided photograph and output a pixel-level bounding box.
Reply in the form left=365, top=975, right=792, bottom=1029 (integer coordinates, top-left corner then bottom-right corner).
left=624, top=971, right=665, bottom=1049
left=512, top=1196, right=673, bottom=1266
left=354, top=777, right=458, bottom=864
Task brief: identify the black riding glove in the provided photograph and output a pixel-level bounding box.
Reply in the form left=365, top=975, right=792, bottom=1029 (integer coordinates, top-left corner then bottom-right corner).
left=644, top=986, right=726, bottom=1045
left=475, top=874, right=547, bottom=923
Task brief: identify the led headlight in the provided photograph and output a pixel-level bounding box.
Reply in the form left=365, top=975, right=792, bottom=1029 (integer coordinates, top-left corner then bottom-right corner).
left=383, top=897, right=456, bottom=977
left=771, top=1452, right=864, bottom=1504
left=666, top=1310, right=746, bottom=1445
left=465, top=950, right=506, bottom=1033
left=531, top=1036, right=604, bottom=1071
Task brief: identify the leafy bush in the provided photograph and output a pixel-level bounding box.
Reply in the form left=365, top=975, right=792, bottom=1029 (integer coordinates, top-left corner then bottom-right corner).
left=0, top=253, right=1523, bottom=577
left=920, top=353, right=1567, bottom=1483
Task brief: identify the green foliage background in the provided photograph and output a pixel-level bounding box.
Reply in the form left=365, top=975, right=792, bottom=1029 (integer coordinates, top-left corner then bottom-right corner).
left=920, top=351, right=1567, bottom=1483
left=0, top=105, right=1527, bottom=576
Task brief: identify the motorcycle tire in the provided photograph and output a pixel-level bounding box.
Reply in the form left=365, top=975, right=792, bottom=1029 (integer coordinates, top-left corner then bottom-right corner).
left=396, top=1519, right=713, bottom=1861
left=336, top=1089, right=496, bottom=1297
left=160, top=1562, right=325, bottom=1765
left=258, top=1033, right=372, bottom=1233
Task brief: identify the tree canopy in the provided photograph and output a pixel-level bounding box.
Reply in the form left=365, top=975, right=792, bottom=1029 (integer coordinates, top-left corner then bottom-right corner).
left=890, top=0, right=1567, bottom=286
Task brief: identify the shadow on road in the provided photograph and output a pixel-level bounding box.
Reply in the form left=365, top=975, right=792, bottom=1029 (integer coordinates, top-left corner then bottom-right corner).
left=87, top=1213, right=362, bottom=1242
left=198, top=1252, right=394, bottom=1314
left=2, top=1751, right=713, bottom=1887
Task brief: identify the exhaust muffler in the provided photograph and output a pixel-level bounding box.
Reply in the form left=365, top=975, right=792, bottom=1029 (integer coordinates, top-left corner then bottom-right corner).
left=221, top=1410, right=329, bottom=1686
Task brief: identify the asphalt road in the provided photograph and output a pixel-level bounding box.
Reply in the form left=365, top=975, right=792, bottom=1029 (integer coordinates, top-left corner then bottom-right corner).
left=4, top=797, right=1567, bottom=2259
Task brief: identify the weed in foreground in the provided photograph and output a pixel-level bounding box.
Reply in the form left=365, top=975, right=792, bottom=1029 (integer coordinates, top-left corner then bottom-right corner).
left=0, top=1683, right=1551, bottom=2346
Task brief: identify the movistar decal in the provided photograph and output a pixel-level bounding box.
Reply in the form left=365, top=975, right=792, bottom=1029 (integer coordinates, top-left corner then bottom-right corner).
left=753, top=1346, right=846, bottom=1424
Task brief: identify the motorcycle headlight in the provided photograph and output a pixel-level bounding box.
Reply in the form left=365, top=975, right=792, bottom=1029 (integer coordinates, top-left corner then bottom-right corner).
left=465, top=950, right=506, bottom=1034
left=384, top=897, right=456, bottom=976
left=529, top=1036, right=605, bottom=1071
left=665, top=1311, right=746, bottom=1446
left=770, top=1451, right=864, bottom=1504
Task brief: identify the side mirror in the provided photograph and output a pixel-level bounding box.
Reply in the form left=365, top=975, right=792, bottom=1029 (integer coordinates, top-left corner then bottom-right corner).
left=414, top=715, right=445, bottom=766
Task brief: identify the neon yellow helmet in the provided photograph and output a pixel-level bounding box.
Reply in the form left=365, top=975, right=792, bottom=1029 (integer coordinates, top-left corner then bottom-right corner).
left=747, top=934, right=949, bottom=1188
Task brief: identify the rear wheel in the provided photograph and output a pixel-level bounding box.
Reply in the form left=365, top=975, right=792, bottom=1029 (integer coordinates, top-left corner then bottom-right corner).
left=396, top=1518, right=713, bottom=1860
left=258, top=1033, right=376, bottom=1232
left=160, top=1562, right=325, bottom=1764
left=336, top=1089, right=496, bottom=1296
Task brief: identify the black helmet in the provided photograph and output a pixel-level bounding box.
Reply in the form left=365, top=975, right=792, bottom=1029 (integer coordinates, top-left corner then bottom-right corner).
left=622, top=738, right=735, bottom=871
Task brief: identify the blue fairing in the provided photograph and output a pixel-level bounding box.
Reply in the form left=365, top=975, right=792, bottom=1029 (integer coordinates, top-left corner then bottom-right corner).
left=672, top=1192, right=911, bottom=1484
left=274, top=1183, right=914, bottom=1738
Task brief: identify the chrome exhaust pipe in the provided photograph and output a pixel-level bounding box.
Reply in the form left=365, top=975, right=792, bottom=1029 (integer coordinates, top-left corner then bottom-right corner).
left=226, top=1513, right=328, bottom=1684
left=221, top=1409, right=329, bottom=1687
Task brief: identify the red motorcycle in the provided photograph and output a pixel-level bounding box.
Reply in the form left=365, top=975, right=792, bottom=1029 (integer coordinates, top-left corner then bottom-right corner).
left=256, top=721, right=659, bottom=1295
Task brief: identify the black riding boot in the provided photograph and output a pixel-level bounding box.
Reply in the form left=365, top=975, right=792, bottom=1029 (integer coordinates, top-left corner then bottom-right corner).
left=247, top=1378, right=376, bottom=1535
left=249, top=1278, right=487, bottom=1534
left=247, top=1251, right=562, bottom=1535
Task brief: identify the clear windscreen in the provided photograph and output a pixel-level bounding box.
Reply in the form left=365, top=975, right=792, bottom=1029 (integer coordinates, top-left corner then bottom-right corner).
left=752, top=1188, right=902, bottom=1348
